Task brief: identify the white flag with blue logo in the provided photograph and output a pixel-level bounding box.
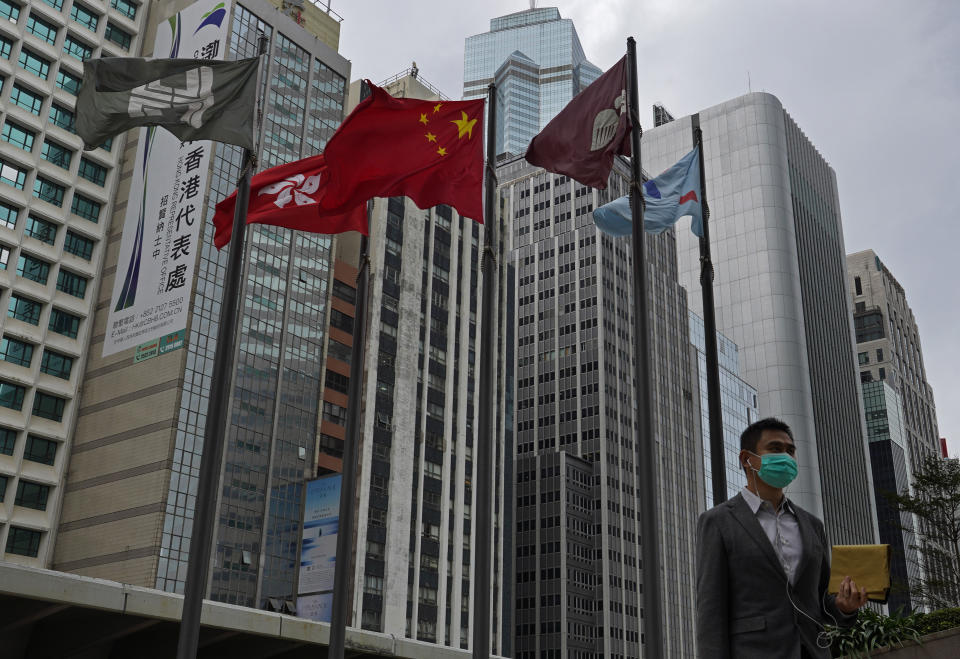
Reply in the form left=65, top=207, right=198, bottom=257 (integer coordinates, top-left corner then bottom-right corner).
left=594, top=146, right=703, bottom=237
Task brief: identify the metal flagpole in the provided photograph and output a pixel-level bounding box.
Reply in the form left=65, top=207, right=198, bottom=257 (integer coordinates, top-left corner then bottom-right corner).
left=471, top=82, right=498, bottom=659
left=175, top=35, right=270, bottom=659
left=328, top=217, right=372, bottom=658
left=625, top=36, right=664, bottom=657
left=691, top=115, right=727, bottom=505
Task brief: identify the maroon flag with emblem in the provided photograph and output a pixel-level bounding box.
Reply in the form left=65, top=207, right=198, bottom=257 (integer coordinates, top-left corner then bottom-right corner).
left=524, top=55, right=631, bottom=189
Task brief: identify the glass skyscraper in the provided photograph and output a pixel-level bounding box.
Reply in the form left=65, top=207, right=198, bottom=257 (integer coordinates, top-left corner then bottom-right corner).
left=862, top=379, right=919, bottom=613
left=463, top=7, right=601, bottom=158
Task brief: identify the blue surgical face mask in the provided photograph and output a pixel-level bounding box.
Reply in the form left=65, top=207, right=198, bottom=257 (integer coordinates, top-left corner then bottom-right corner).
left=747, top=451, right=798, bottom=489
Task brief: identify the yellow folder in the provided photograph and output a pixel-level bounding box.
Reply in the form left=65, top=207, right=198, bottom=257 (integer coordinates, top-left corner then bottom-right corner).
left=829, top=544, right=891, bottom=603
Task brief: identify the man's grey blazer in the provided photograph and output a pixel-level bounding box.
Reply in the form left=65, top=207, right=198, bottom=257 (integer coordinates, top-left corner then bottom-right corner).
left=696, top=493, right=856, bottom=658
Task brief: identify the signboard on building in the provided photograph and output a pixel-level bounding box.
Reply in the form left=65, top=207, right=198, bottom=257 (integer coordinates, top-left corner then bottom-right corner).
left=297, top=475, right=341, bottom=622
left=102, top=0, right=232, bottom=356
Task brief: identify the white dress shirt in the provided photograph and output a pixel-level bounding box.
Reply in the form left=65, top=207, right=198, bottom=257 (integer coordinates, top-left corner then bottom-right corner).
left=741, top=486, right=804, bottom=585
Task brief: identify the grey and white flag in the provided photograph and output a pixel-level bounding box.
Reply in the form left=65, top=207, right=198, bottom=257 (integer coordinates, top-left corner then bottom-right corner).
left=76, top=57, right=258, bottom=151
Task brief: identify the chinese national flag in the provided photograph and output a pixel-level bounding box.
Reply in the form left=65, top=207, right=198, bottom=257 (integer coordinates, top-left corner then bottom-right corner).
left=319, top=82, right=485, bottom=221
left=212, top=154, right=367, bottom=249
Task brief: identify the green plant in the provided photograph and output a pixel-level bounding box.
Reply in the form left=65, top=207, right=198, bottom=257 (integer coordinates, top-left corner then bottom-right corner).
left=913, top=607, right=960, bottom=636
left=827, top=608, right=922, bottom=658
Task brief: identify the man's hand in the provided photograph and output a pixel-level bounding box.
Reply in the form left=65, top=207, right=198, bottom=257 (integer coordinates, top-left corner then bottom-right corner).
left=835, top=576, right=868, bottom=614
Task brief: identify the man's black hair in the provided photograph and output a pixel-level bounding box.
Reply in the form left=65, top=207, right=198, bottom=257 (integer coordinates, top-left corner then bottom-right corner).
left=740, top=417, right=794, bottom=453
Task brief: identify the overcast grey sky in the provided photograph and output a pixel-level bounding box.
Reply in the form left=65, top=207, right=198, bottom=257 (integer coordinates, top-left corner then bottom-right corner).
left=336, top=0, right=960, bottom=456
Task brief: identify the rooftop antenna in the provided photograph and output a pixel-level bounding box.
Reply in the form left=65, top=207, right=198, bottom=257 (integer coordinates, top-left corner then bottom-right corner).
left=530, top=0, right=536, bottom=8
left=748, top=70, right=752, bottom=93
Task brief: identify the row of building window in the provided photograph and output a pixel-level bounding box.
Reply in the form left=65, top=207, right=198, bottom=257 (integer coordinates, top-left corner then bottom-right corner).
left=0, top=380, right=66, bottom=421
left=1, top=251, right=87, bottom=298
left=0, top=336, right=73, bottom=377
left=6, top=293, right=81, bottom=337
left=0, top=426, right=57, bottom=463
left=0, top=160, right=101, bottom=222
left=0, top=202, right=94, bottom=259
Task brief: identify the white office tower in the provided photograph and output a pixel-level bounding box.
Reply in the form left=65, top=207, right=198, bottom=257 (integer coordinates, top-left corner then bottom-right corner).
left=643, top=93, right=878, bottom=546
left=0, top=0, right=149, bottom=565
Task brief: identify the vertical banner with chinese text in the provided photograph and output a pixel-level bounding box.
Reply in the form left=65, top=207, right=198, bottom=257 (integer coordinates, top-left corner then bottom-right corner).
left=102, top=0, right=233, bottom=356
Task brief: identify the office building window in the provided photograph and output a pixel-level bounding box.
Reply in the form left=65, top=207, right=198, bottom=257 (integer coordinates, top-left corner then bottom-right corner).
left=41, top=140, right=73, bottom=169
left=63, top=231, right=94, bottom=260
left=48, top=308, right=80, bottom=337
left=0, top=160, right=27, bottom=189
left=5, top=527, right=42, bottom=557
left=49, top=103, right=76, bottom=132
left=330, top=308, right=353, bottom=333
left=25, top=216, right=57, bottom=244
left=24, top=434, right=57, bottom=464
left=69, top=3, right=98, bottom=31
left=55, top=69, right=82, bottom=95
left=0, top=33, right=11, bottom=58
left=63, top=231, right=94, bottom=261
left=0, top=245, right=9, bottom=269
left=0, top=201, right=18, bottom=229
left=2, top=121, right=35, bottom=152
left=110, top=0, right=137, bottom=19
left=0, top=0, right=19, bottom=23
left=0, top=337, right=34, bottom=367
left=64, top=34, right=94, bottom=60
left=26, top=13, right=58, bottom=44
left=15, top=479, right=50, bottom=510
left=33, top=177, right=65, bottom=206
left=71, top=193, right=100, bottom=222
left=104, top=22, right=131, bottom=50
left=10, top=84, right=43, bottom=114
left=32, top=391, right=66, bottom=421
left=8, top=295, right=41, bottom=325
left=17, top=47, right=50, bottom=79
left=77, top=157, right=107, bottom=186
left=40, top=349, right=72, bottom=379
left=876, top=348, right=884, bottom=362
left=41, top=0, right=62, bottom=9
left=17, top=254, right=51, bottom=284
left=56, top=269, right=86, bottom=298
left=0, top=427, right=14, bottom=455
left=0, top=380, right=26, bottom=410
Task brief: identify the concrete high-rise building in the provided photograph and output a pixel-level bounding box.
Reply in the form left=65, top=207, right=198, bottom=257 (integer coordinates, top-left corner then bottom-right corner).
left=847, top=249, right=940, bottom=466
left=861, top=379, right=919, bottom=613
left=50, top=0, right=350, bottom=611
left=0, top=0, right=152, bottom=565
left=463, top=6, right=601, bottom=158
left=319, top=72, right=514, bottom=654
left=643, top=93, right=879, bottom=547
left=501, top=155, right=700, bottom=659
left=847, top=249, right=943, bottom=611
left=689, top=311, right=759, bottom=508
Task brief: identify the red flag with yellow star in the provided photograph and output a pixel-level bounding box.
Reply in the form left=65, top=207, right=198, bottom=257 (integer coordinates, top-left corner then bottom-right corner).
left=319, top=81, right=485, bottom=221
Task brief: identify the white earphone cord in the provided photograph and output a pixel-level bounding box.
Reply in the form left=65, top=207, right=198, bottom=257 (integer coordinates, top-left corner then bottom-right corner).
left=784, top=580, right=839, bottom=649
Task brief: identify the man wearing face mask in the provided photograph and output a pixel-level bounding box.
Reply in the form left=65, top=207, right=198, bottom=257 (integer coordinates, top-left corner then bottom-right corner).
left=695, top=417, right=868, bottom=658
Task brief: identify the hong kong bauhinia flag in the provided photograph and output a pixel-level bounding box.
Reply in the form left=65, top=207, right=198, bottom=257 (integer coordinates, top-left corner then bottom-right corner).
left=524, top=56, right=630, bottom=189
left=318, top=82, right=485, bottom=221
left=212, top=154, right=366, bottom=248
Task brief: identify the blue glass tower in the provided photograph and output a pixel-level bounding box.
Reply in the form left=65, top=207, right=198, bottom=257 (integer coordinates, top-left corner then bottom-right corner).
left=463, top=7, right=601, bottom=158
